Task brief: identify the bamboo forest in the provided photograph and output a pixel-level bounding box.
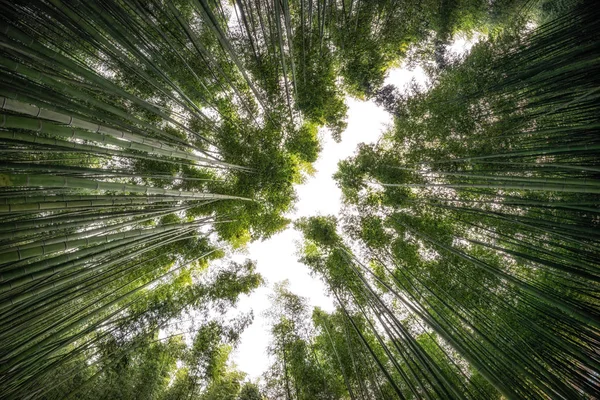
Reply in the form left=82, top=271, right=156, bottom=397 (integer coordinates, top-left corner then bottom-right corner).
left=0, top=0, right=598, bottom=398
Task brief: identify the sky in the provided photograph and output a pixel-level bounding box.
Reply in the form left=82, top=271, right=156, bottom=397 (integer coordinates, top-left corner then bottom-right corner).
left=231, top=65, right=430, bottom=380
left=222, top=4, right=481, bottom=379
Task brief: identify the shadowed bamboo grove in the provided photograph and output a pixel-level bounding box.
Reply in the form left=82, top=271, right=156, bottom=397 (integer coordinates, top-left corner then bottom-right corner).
left=0, top=0, right=598, bottom=399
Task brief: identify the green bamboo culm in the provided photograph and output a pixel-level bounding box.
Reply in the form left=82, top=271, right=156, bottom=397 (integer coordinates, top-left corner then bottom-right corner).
left=1, top=0, right=600, bottom=398
left=325, top=1, right=600, bottom=399
left=0, top=0, right=280, bottom=397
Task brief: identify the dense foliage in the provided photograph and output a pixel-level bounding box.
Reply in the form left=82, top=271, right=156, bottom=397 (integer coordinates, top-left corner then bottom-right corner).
left=294, top=2, right=600, bottom=399
left=0, top=0, right=597, bottom=399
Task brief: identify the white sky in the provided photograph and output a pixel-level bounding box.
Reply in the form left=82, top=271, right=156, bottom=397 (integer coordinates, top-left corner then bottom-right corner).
left=231, top=66, right=429, bottom=380
left=223, top=3, right=482, bottom=380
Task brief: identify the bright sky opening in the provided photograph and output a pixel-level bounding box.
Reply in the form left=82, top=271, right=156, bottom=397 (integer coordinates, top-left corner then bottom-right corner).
left=232, top=65, right=429, bottom=380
